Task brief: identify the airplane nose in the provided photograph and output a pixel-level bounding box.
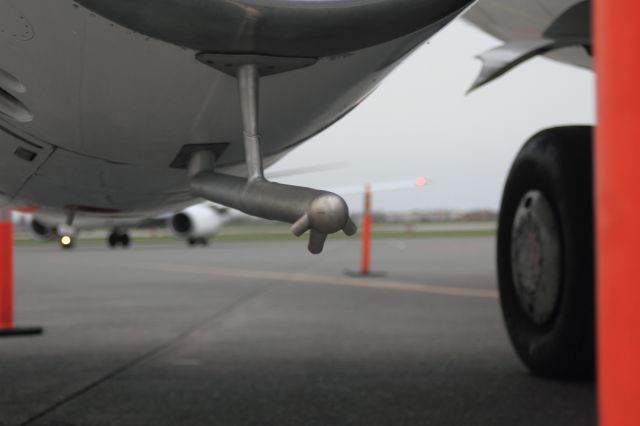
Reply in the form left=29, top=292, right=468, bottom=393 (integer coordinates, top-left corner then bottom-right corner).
left=77, top=0, right=474, bottom=57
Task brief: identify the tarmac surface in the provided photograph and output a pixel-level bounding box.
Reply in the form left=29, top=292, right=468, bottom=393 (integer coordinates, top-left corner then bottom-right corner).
left=2, top=237, right=595, bottom=425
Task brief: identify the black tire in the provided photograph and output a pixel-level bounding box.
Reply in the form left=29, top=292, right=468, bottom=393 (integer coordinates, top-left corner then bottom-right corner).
left=187, top=238, right=196, bottom=246
left=497, top=126, right=594, bottom=379
left=108, top=230, right=130, bottom=248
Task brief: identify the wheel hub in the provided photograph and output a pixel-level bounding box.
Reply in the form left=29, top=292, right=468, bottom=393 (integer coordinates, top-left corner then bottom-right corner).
left=511, top=190, right=562, bottom=325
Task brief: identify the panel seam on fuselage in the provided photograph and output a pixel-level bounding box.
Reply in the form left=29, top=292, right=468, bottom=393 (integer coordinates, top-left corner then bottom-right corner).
left=12, top=145, right=57, bottom=202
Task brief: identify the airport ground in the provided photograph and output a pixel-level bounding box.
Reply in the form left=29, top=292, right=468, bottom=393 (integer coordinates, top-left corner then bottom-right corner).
left=1, top=235, right=595, bottom=425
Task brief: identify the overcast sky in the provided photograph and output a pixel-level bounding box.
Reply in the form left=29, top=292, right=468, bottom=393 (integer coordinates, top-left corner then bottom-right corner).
left=270, top=20, right=595, bottom=213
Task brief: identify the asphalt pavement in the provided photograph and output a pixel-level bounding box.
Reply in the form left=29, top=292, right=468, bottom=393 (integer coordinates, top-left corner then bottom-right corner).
left=0, top=237, right=595, bottom=426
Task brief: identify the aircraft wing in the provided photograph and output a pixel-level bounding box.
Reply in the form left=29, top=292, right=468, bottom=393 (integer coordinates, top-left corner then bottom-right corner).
left=463, top=0, right=592, bottom=90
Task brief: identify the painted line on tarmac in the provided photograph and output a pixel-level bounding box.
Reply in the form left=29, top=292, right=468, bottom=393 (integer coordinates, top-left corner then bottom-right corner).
left=145, top=263, right=498, bottom=299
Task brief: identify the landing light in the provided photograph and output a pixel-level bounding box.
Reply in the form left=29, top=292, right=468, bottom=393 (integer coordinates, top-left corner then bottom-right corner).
left=415, top=177, right=427, bottom=187
left=60, top=235, right=72, bottom=246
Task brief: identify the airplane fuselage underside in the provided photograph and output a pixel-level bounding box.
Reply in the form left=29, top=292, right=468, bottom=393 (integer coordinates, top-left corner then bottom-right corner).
left=0, top=0, right=469, bottom=221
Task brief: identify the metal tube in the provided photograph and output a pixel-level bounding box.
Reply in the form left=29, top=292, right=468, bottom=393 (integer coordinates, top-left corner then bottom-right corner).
left=237, top=64, right=264, bottom=181
left=188, top=60, right=358, bottom=254
left=190, top=170, right=357, bottom=253
left=192, top=171, right=342, bottom=224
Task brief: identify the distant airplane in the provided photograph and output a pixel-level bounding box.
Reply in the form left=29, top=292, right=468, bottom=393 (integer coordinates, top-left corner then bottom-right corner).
left=11, top=176, right=428, bottom=248
left=11, top=203, right=224, bottom=248
left=0, top=1, right=594, bottom=380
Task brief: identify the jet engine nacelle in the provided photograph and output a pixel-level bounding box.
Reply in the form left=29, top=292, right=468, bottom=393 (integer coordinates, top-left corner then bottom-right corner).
left=167, top=204, right=222, bottom=239
left=29, top=217, right=56, bottom=241
left=12, top=211, right=59, bottom=241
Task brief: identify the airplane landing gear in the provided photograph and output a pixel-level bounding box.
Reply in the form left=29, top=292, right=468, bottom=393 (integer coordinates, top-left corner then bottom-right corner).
left=108, top=229, right=130, bottom=248
left=497, top=126, right=594, bottom=379
left=187, top=237, right=209, bottom=247
left=57, top=224, right=77, bottom=250
left=59, top=234, right=75, bottom=250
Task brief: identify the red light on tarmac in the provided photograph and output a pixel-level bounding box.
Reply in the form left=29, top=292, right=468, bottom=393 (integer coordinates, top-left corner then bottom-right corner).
left=415, top=177, right=427, bottom=187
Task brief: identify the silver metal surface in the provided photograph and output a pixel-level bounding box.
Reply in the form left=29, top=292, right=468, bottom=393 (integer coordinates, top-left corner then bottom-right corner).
left=464, top=0, right=591, bottom=69
left=510, top=190, right=562, bottom=325
left=0, top=89, right=32, bottom=122
left=468, top=1, right=591, bottom=91
left=0, top=68, right=26, bottom=94
left=77, top=0, right=473, bottom=58
left=238, top=64, right=264, bottom=181
left=469, top=39, right=556, bottom=92
left=0, top=1, right=464, bottom=224
left=190, top=153, right=357, bottom=254
left=197, top=54, right=317, bottom=77
left=0, top=1, right=34, bottom=41
left=189, top=56, right=357, bottom=254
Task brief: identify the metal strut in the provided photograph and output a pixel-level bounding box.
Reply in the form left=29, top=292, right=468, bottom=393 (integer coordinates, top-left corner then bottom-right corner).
left=237, top=64, right=264, bottom=181
left=189, top=59, right=357, bottom=254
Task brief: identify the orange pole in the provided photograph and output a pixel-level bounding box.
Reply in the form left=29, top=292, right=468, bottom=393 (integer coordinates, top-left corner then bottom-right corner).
left=595, top=1, right=640, bottom=425
left=0, top=210, right=13, bottom=329
left=360, top=184, right=372, bottom=274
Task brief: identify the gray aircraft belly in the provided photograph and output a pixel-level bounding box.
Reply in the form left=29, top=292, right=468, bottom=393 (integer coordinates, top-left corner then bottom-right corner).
left=0, top=0, right=462, bottom=217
